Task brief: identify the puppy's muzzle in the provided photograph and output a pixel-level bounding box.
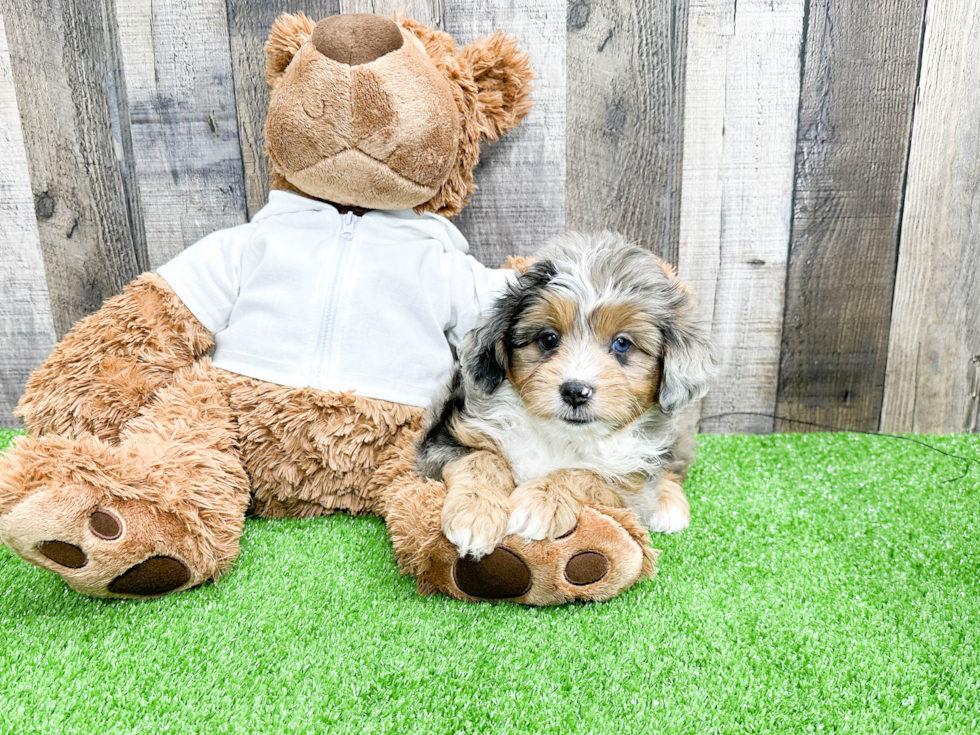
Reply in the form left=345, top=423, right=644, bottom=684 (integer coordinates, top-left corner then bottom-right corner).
left=560, top=381, right=594, bottom=408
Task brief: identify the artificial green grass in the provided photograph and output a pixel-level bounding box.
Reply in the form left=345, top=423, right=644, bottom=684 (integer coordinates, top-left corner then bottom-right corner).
left=0, top=428, right=977, bottom=734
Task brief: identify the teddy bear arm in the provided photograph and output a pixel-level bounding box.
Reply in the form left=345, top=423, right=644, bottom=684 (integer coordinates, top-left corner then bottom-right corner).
left=16, top=273, right=213, bottom=442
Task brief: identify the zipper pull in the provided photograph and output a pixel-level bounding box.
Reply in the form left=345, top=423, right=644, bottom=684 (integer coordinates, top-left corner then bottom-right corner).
left=340, top=211, right=356, bottom=239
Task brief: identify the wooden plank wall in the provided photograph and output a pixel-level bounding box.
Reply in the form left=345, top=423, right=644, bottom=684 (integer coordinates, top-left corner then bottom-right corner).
left=775, top=0, right=927, bottom=433
left=880, top=0, right=980, bottom=433
left=566, top=0, right=687, bottom=261
left=1, top=0, right=144, bottom=339
left=678, top=0, right=805, bottom=434
left=0, top=5, right=56, bottom=420
left=0, top=0, right=978, bottom=434
left=115, top=0, right=248, bottom=268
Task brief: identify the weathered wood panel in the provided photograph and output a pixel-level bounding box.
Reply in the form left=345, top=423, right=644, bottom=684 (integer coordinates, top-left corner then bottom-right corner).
left=1, top=0, right=143, bottom=338
left=339, top=0, right=440, bottom=27
left=775, top=0, right=927, bottom=433
left=0, top=5, right=57, bottom=424
left=224, top=0, right=341, bottom=220
left=441, top=1, right=566, bottom=265
left=565, top=0, right=688, bottom=261
left=114, top=0, right=248, bottom=268
left=665, top=0, right=689, bottom=268
left=881, top=0, right=980, bottom=434
left=677, top=0, right=805, bottom=434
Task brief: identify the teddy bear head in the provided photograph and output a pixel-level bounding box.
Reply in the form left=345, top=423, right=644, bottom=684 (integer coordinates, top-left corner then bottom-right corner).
left=263, top=12, right=534, bottom=218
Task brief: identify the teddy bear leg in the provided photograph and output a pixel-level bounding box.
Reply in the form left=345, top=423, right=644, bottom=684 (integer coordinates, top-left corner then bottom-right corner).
left=380, top=465, right=658, bottom=606
left=0, top=360, right=250, bottom=598
left=16, top=273, right=213, bottom=442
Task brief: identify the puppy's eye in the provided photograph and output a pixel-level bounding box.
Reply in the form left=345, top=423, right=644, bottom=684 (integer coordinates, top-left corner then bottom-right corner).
left=538, top=330, right=560, bottom=351
left=611, top=336, right=633, bottom=354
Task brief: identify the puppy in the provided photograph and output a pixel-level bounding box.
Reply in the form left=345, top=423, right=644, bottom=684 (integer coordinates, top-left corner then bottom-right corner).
left=417, top=232, right=714, bottom=560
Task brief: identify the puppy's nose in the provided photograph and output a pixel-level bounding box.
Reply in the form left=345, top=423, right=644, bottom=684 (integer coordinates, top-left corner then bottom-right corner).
left=560, top=381, right=594, bottom=407
left=311, top=14, right=404, bottom=66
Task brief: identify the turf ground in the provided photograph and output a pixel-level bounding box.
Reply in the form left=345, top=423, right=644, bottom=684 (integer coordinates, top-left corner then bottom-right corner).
left=0, top=428, right=977, bottom=734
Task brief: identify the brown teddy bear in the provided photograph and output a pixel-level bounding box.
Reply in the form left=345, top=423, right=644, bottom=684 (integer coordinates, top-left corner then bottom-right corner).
left=0, top=12, right=656, bottom=604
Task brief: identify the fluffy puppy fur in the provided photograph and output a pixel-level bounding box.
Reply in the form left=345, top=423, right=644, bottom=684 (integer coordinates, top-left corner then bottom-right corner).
left=417, top=232, right=714, bottom=560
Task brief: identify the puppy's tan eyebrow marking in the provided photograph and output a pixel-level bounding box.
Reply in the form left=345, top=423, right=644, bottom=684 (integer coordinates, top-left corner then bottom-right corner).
left=520, top=293, right=578, bottom=335
left=589, top=302, right=641, bottom=340
left=588, top=302, right=661, bottom=347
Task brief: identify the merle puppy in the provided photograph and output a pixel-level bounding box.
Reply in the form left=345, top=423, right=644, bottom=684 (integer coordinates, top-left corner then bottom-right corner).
left=417, top=231, right=714, bottom=560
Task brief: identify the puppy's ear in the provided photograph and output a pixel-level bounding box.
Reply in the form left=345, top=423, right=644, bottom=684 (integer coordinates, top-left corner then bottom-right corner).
left=458, top=32, right=535, bottom=142
left=466, top=260, right=556, bottom=394
left=657, top=280, right=715, bottom=415
left=467, top=311, right=509, bottom=394
left=265, top=12, right=316, bottom=87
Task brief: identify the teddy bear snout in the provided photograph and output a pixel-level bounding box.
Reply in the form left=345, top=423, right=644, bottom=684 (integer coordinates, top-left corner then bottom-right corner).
left=311, top=14, right=404, bottom=66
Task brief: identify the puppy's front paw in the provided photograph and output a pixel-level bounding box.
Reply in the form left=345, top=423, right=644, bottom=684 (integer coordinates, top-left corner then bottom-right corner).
left=507, top=479, right=580, bottom=541
left=442, top=496, right=510, bottom=561
left=645, top=477, right=691, bottom=534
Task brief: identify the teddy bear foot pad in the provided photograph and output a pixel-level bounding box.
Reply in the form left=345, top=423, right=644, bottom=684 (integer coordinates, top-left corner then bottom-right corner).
left=38, top=540, right=191, bottom=597
left=2, top=491, right=200, bottom=598
left=36, top=516, right=192, bottom=597
left=453, top=544, right=615, bottom=599
left=441, top=506, right=658, bottom=606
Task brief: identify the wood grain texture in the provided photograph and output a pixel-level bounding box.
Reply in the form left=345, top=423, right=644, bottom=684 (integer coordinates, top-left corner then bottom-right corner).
left=224, top=0, right=341, bottom=220
left=665, top=0, right=690, bottom=267
left=1, top=0, right=142, bottom=338
left=339, top=0, right=441, bottom=28
left=442, top=1, right=565, bottom=266
left=881, top=0, right=980, bottom=433
left=0, top=6, right=57, bottom=425
left=775, top=0, right=927, bottom=433
left=566, top=0, right=688, bottom=261
left=677, top=0, right=805, bottom=434
left=114, top=0, right=248, bottom=268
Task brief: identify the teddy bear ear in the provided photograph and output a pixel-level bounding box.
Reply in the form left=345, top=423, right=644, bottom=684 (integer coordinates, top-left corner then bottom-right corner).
left=459, top=32, right=535, bottom=142
left=392, top=11, right=459, bottom=59
left=265, top=12, right=317, bottom=88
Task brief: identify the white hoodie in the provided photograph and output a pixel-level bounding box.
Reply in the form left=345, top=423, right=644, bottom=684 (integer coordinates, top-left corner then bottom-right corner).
left=157, top=191, right=514, bottom=407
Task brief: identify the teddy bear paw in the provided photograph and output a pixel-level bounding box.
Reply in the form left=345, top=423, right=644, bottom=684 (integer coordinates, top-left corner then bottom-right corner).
left=444, top=505, right=658, bottom=605
left=0, top=487, right=205, bottom=598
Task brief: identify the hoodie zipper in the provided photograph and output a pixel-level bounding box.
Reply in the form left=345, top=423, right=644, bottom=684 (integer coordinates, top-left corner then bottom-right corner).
left=313, top=211, right=358, bottom=384
left=340, top=211, right=356, bottom=239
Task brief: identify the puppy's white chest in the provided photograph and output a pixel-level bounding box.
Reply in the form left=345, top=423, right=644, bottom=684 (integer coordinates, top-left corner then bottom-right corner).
left=496, top=416, right=660, bottom=485
left=499, top=427, right=598, bottom=484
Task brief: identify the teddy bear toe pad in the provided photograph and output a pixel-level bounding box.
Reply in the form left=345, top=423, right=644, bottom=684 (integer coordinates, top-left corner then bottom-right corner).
left=564, top=550, right=611, bottom=586
left=107, top=556, right=191, bottom=596
left=37, top=540, right=87, bottom=568
left=453, top=547, right=532, bottom=599
left=89, top=509, right=122, bottom=540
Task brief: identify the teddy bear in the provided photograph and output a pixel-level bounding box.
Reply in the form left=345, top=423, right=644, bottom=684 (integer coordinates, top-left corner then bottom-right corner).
left=0, top=11, right=657, bottom=604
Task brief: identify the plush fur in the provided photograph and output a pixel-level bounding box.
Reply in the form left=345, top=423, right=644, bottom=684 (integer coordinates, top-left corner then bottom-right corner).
left=263, top=11, right=534, bottom=216
left=0, top=14, right=661, bottom=604
left=418, top=232, right=714, bottom=560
